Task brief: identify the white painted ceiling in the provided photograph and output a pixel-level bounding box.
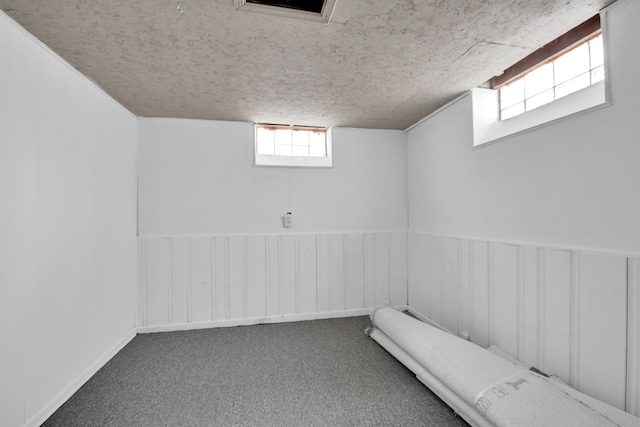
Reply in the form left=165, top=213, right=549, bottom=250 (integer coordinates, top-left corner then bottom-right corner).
left=0, top=0, right=615, bottom=130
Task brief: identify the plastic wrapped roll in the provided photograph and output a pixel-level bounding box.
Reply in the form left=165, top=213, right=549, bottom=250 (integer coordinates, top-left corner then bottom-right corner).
left=369, top=307, right=639, bottom=427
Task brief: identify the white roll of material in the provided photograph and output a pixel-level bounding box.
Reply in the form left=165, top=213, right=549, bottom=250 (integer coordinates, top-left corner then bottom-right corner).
left=368, top=307, right=640, bottom=427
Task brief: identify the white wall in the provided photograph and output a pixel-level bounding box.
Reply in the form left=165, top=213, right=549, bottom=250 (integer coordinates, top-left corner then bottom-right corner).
left=408, top=2, right=640, bottom=253
left=137, top=119, right=407, bottom=329
left=406, top=0, right=640, bottom=415
left=0, top=12, right=137, bottom=427
left=138, top=119, right=406, bottom=235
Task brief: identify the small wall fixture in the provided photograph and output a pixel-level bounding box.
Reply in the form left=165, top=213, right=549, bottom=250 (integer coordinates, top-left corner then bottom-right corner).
left=283, top=212, right=293, bottom=228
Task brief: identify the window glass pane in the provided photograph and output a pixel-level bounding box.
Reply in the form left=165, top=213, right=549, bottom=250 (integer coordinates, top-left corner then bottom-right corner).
left=275, top=144, right=292, bottom=156
left=256, top=128, right=275, bottom=155
left=274, top=128, right=291, bottom=146
left=501, top=102, right=525, bottom=120
left=497, top=26, right=603, bottom=121
left=524, top=63, right=553, bottom=98
left=255, top=125, right=327, bottom=161
left=309, top=145, right=326, bottom=157
left=309, top=131, right=325, bottom=146
left=257, top=139, right=275, bottom=155
left=554, top=43, right=589, bottom=85
left=525, top=88, right=554, bottom=111
left=500, top=78, right=524, bottom=109
left=292, top=130, right=308, bottom=146
left=589, top=34, right=604, bottom=68
left=591, top=65, right=605, bottom=84
left=292, top=145, right=309, bottom=156
left=555, top=73, right=590, bottom=99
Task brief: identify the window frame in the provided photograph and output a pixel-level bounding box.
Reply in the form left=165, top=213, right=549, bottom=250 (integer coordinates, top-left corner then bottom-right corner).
left=491, top=14, right=601, bottom=89
left=253, top=123, right=333, bottom=168
left=472, top=12, right=610, bottom=148
left=498, top=32, right=604, bottom=120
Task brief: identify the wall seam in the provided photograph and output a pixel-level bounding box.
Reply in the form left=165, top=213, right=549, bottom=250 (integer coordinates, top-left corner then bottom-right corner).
left=517, top=246, right=525, bottom=361
left=627, top=258, right=640, bottom=415
left=168, top=238, right=173, bottom=324
left=487, top=243, right=494, bottom=346
left=209, top=237, right=217, bottom=320
left=569, top=251, right=581, bottom=390
left=186, top=238, right=191, bottom=323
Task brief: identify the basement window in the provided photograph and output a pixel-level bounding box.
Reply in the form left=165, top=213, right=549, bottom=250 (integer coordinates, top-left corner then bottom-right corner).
left=498, top=33, right=604, bottom=120
left=492, top=14, right=604, bottom=121
left=254, top=124, right=332, bottom=168
left=472, top=14, right=609, bottom=148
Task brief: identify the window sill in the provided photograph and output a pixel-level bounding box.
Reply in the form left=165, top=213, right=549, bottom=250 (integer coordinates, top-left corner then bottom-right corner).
left=472, top=80, right=608, bottom=148
left=254, top=154, right=333, bottom=168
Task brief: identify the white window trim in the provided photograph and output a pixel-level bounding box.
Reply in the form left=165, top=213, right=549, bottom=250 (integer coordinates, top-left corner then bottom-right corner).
left=472, top=80, right=609, bottom=148
left=253, top=126, right=333, bottom=168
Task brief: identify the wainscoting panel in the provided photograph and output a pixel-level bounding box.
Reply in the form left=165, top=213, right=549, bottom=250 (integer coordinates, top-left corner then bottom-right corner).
left=390, top=232, right=408, bottom=308
left=228, top=237, right=242, bottom=318
left=329, top=234, right=346, bottom=311
left=542, top=249, right=571, bottom=383
left=427, top=235, right=444, bottom=327
left=171, top=238, right=189, bottom=324
left=408, top=233, right=429, bottom=318
left=265, top=236, right=279, bottom=317
left=442, top=238, right=459, bottom=336
left=491, top=243, right=519, bottom=360
left=212, top=237, right=227, bottom=320
left=277, top=235, right=295, bottom=315
left=457, top=240, right=472, bottom=339
left=297, top=235, right=317, bottom=314
left=408, top=232, right=638, bottom=413
left=143, top=238, right=170, bottom=327
left=576, top=253, right=627, bottom=409
left=373, top=233, right=390, bottom=309
left=471, top=241, right=490, bottom=348
left=139, top=231, right=407, bottom=330
left=521, top=247, right=539, bottom=369
left=246, top=236, right=264, bottom=318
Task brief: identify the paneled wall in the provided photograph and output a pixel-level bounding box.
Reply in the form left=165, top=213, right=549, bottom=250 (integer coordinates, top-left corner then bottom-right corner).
left=408, top=232, right=640, bottom=414
left=138, top=232, right=407, bottom=331
left=405, top=1, right=640, bottom=417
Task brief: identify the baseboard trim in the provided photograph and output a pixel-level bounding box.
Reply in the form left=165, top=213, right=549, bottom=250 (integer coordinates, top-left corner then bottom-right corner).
left=24, top=329, right=137, bottom=427
left=136, top=309, right=374, bottom=334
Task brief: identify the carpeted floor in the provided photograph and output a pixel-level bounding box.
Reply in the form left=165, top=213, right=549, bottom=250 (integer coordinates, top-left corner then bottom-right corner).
left=43, top=316, right=469, bottom=426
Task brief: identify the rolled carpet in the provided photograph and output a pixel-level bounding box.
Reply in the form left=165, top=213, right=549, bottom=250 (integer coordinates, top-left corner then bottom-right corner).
left=368, top=307, right=640, bottom=427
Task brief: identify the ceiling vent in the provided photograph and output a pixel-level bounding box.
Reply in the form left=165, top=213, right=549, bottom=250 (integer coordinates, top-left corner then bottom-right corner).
left=234, top=0, right=337, bottom=23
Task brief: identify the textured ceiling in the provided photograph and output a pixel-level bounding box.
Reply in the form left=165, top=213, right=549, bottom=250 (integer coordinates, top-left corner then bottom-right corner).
left=0, top=0, right=616, bottom=130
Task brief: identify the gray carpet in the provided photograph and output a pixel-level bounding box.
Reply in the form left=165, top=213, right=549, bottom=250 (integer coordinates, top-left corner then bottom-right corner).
left=43, top=316, right=469, bottom=426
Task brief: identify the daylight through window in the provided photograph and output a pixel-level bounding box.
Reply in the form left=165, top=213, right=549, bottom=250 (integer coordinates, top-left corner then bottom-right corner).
left=254, top=124, right=332, bottom=167
left=499, top=33, right=604, bottom=120
left=256, top=125, right=327, bottom=157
